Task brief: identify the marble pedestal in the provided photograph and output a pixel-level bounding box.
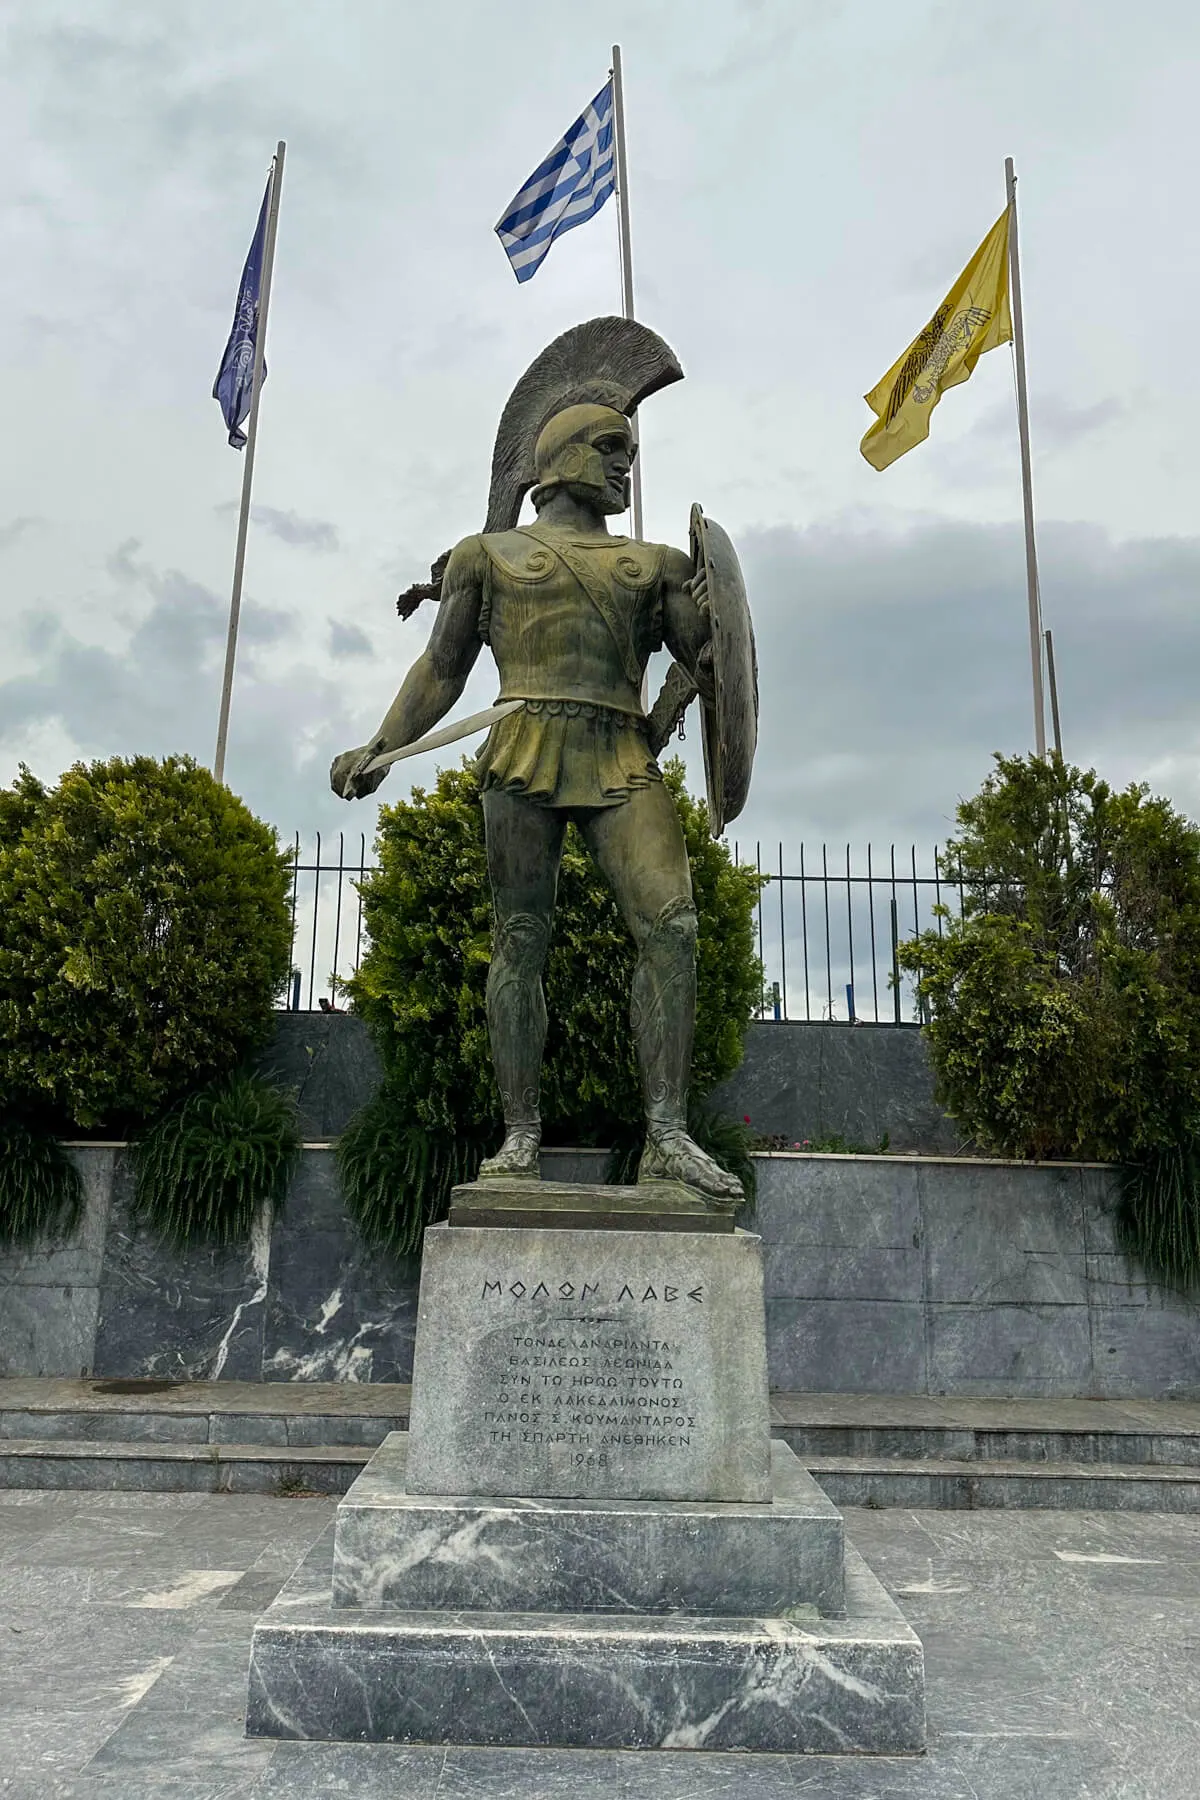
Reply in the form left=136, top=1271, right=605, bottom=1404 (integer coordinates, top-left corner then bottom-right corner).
left=405, top=1222, right=772, bottom=1502
left=332, top=1432, right=845, bottom=1616
left=246, top=1529, right=925, bottom=1754
left=247, top=1207, right=926, bottom=1754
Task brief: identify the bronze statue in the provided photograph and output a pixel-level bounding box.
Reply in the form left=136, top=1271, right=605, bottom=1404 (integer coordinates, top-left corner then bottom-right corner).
left=331, top=319, right=756, bottom=1210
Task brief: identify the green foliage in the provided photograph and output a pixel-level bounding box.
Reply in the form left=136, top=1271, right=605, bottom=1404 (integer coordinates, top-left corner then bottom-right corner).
left=898, top=753, right=1200, bottom=1286
left=342, top=758, right=763, bottom=1240
left=131, top=1070, right=300, bottom=1248
left=0, top=1120, right=84, bottom=1249
left=1118, top=1146, right=1200, bottom=1293
left=336, top=1080, right=493, bottom=1257
left=0, top=756, right=294, bottom=1131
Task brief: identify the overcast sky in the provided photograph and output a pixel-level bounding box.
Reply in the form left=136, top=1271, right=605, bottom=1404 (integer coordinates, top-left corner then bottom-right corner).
left=2, top=0, right=1198, bottom=877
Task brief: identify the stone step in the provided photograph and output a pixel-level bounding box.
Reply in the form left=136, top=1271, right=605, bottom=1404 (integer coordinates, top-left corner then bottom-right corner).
left=0, top=1377, right=410, bottom=1448
left=0, top=1436, right=371, bottom=1494
left=7, top=1381, right=1200, bottom=1462
left=4, top=1383, right=1200, bottom=1505
left=246, top=1531, right=926, bottom=1755
left=5, top=1434, right=1199, bottom=1512
left=771, top=1392, right=1200, bottom=1469
left=804, top=1453, right=1200, bottom=1512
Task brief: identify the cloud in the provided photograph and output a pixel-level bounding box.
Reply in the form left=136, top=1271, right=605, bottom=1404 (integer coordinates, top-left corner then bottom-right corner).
left=0, top=552, right=359, bottom=833
left=724, top=513, right=1200, bottom=853
left=211, top=503, right=341, bottom=552
left=970, top=394, right=1127, bottom=452
left=0, top=517, right=36, bottom=550
left=328, top=620, right=373, bottom=660
left=8, top=515, right=1200, bottom=863
left=254, top=506, right=340, bottom=552
left=104, top=538, right=291, bottom=645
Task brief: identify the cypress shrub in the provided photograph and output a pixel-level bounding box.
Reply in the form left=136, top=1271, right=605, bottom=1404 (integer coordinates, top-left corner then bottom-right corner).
left=899, top=753, right=1200, bottom=1289
left=0, top=756, right=293, bottom=1132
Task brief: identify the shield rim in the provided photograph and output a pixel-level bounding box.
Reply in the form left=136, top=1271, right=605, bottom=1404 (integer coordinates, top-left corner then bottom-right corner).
left=689, top=504, right=757, bottom=838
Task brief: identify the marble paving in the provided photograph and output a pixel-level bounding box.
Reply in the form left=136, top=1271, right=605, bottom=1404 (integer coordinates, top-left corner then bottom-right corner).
left=1, top=1488, right=1199, bottom=1795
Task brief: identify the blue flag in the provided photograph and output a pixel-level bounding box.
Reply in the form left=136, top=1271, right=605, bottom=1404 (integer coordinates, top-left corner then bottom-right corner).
left=495, top=81, right=615, bottom=283
left=213, top=178, right=270, bottom=448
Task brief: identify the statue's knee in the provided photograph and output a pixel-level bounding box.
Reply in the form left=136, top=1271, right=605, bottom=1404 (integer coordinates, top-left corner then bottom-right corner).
left=492, top=910, right=550, bottom=976
left=642, top=896, right=698, bottom=959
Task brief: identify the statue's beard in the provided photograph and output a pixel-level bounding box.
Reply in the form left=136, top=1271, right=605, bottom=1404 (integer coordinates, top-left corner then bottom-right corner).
left=532, top=477, right=628, bottom=517
left=579, top=476, right=630, bottom=516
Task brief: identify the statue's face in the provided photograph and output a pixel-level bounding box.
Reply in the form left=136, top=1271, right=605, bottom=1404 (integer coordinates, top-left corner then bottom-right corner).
left=532, top=405, right=635, bottom=516
left=591, top=423, right=635, bottom=516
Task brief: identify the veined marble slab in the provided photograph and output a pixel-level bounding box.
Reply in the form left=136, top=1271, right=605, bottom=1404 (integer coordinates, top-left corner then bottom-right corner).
left=246, top=1530, right=925, bottom=1755
left=405, top=1223, right=772, bottom=1503
left=331, top=1434, right=844, bottom=1616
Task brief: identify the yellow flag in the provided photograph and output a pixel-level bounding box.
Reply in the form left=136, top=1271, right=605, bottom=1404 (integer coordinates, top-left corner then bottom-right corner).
left=860, top=209, right=1012, bottom=471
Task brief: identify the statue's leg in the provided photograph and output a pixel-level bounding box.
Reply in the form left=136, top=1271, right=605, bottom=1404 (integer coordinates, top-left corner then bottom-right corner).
left=581, top=784, right=743, bottom=1208
left=478, top=788, right=567, bottom=1179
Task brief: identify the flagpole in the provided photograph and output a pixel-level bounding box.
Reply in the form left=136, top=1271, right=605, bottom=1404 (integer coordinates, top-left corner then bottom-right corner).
left=610, top=44, right=644, bottom=542
left=214, top=139, right=286, bottom=786
left=1045, top=627, right=1063, bottom=759
left=1004, top=155, right=1047, bottom=760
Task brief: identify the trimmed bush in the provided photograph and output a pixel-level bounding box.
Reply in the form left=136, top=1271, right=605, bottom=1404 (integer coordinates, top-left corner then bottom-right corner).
left=899, top=753, right=1200, bottom=1288
left=0, top=756, right=293, bottom=1131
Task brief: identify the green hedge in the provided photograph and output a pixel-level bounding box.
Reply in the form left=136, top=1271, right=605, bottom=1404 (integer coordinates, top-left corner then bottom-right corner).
left=0, top=755, right=293, bottom=1132
left=900, top=753, right=1200, bottom=1288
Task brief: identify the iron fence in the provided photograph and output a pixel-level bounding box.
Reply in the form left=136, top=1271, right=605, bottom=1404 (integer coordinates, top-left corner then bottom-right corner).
left=285, top=832, right=370, bottom=1013
left=731, top=840, right=969, bottom=1025
left=283, top=833, right=969, bottom=1023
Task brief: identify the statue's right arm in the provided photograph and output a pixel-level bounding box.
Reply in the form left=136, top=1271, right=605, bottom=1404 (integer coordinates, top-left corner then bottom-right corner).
left=331, top=538, right=485, bottom=800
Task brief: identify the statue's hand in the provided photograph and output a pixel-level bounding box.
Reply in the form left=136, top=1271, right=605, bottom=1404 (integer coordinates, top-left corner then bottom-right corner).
left=330, top=745, right=387, bottom=801
left=695, top=640, right=716, bottom=704
left=687, top=564, right=710, bottom=620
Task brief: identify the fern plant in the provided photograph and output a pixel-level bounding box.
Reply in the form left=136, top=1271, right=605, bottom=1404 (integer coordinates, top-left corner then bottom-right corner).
left=0, top=1119, right=84, bottom=1249
left=132, top=1069, right=300, bottom=1248
left=1119, top=1145, right=1200, bottom=1294
left=336, top=1081, right=492, bottom=1257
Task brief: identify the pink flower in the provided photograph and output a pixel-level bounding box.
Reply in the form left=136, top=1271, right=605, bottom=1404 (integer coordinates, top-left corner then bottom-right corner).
left=743, top=1115, right=751, bottom=1125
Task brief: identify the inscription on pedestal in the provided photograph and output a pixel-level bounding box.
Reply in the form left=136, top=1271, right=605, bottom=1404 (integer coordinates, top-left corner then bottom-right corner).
left=405, top=1224, right=771, bottom=1502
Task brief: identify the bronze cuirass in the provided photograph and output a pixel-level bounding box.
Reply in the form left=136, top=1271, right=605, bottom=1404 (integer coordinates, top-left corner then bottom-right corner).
left=481, top=529, right=665, bottom=717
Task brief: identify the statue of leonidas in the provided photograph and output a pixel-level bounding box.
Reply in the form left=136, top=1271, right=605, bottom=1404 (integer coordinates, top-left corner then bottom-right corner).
left=331, top=318, right=757, bottom=1211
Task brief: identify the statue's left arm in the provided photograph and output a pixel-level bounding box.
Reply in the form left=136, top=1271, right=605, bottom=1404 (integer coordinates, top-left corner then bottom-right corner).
left=660, top=546, right=715, bottom=702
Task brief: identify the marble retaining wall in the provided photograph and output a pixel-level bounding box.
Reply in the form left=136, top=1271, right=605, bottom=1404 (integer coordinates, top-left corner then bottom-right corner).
left=3, top=1149, right=1198, bottom=1399
left=748, top=1156, right=1200, bottom=1401
left=263, top=1013, right=959, bottom=1152
left=711, top=1021, right=964, bottom=1154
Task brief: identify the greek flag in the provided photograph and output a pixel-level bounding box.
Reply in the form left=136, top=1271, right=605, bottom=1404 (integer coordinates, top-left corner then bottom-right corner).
left=213, top=178, right=270, bottom=448
left=495, top=80, right=615, bottom=283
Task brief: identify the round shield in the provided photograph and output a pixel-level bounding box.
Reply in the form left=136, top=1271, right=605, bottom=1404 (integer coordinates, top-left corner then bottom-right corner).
left=690, top=504, right=758, bottom=837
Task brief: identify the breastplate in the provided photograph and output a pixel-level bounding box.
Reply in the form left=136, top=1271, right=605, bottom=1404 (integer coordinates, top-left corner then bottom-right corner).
left=481, top=529, right=665, bottom=715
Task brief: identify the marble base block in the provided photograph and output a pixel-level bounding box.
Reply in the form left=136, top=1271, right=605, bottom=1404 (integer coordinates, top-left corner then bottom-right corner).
left=449, top=1179, right=732, bottom=1233
left=246, top=1532, right=925, bottom=1754
left=405, top=1222, right=772, bottom=1502
left=331, top=1433, right=845, bottom=1617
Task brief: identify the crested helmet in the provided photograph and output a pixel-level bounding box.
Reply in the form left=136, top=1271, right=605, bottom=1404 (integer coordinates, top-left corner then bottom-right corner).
left=531, top=403, right=634, bottom=507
